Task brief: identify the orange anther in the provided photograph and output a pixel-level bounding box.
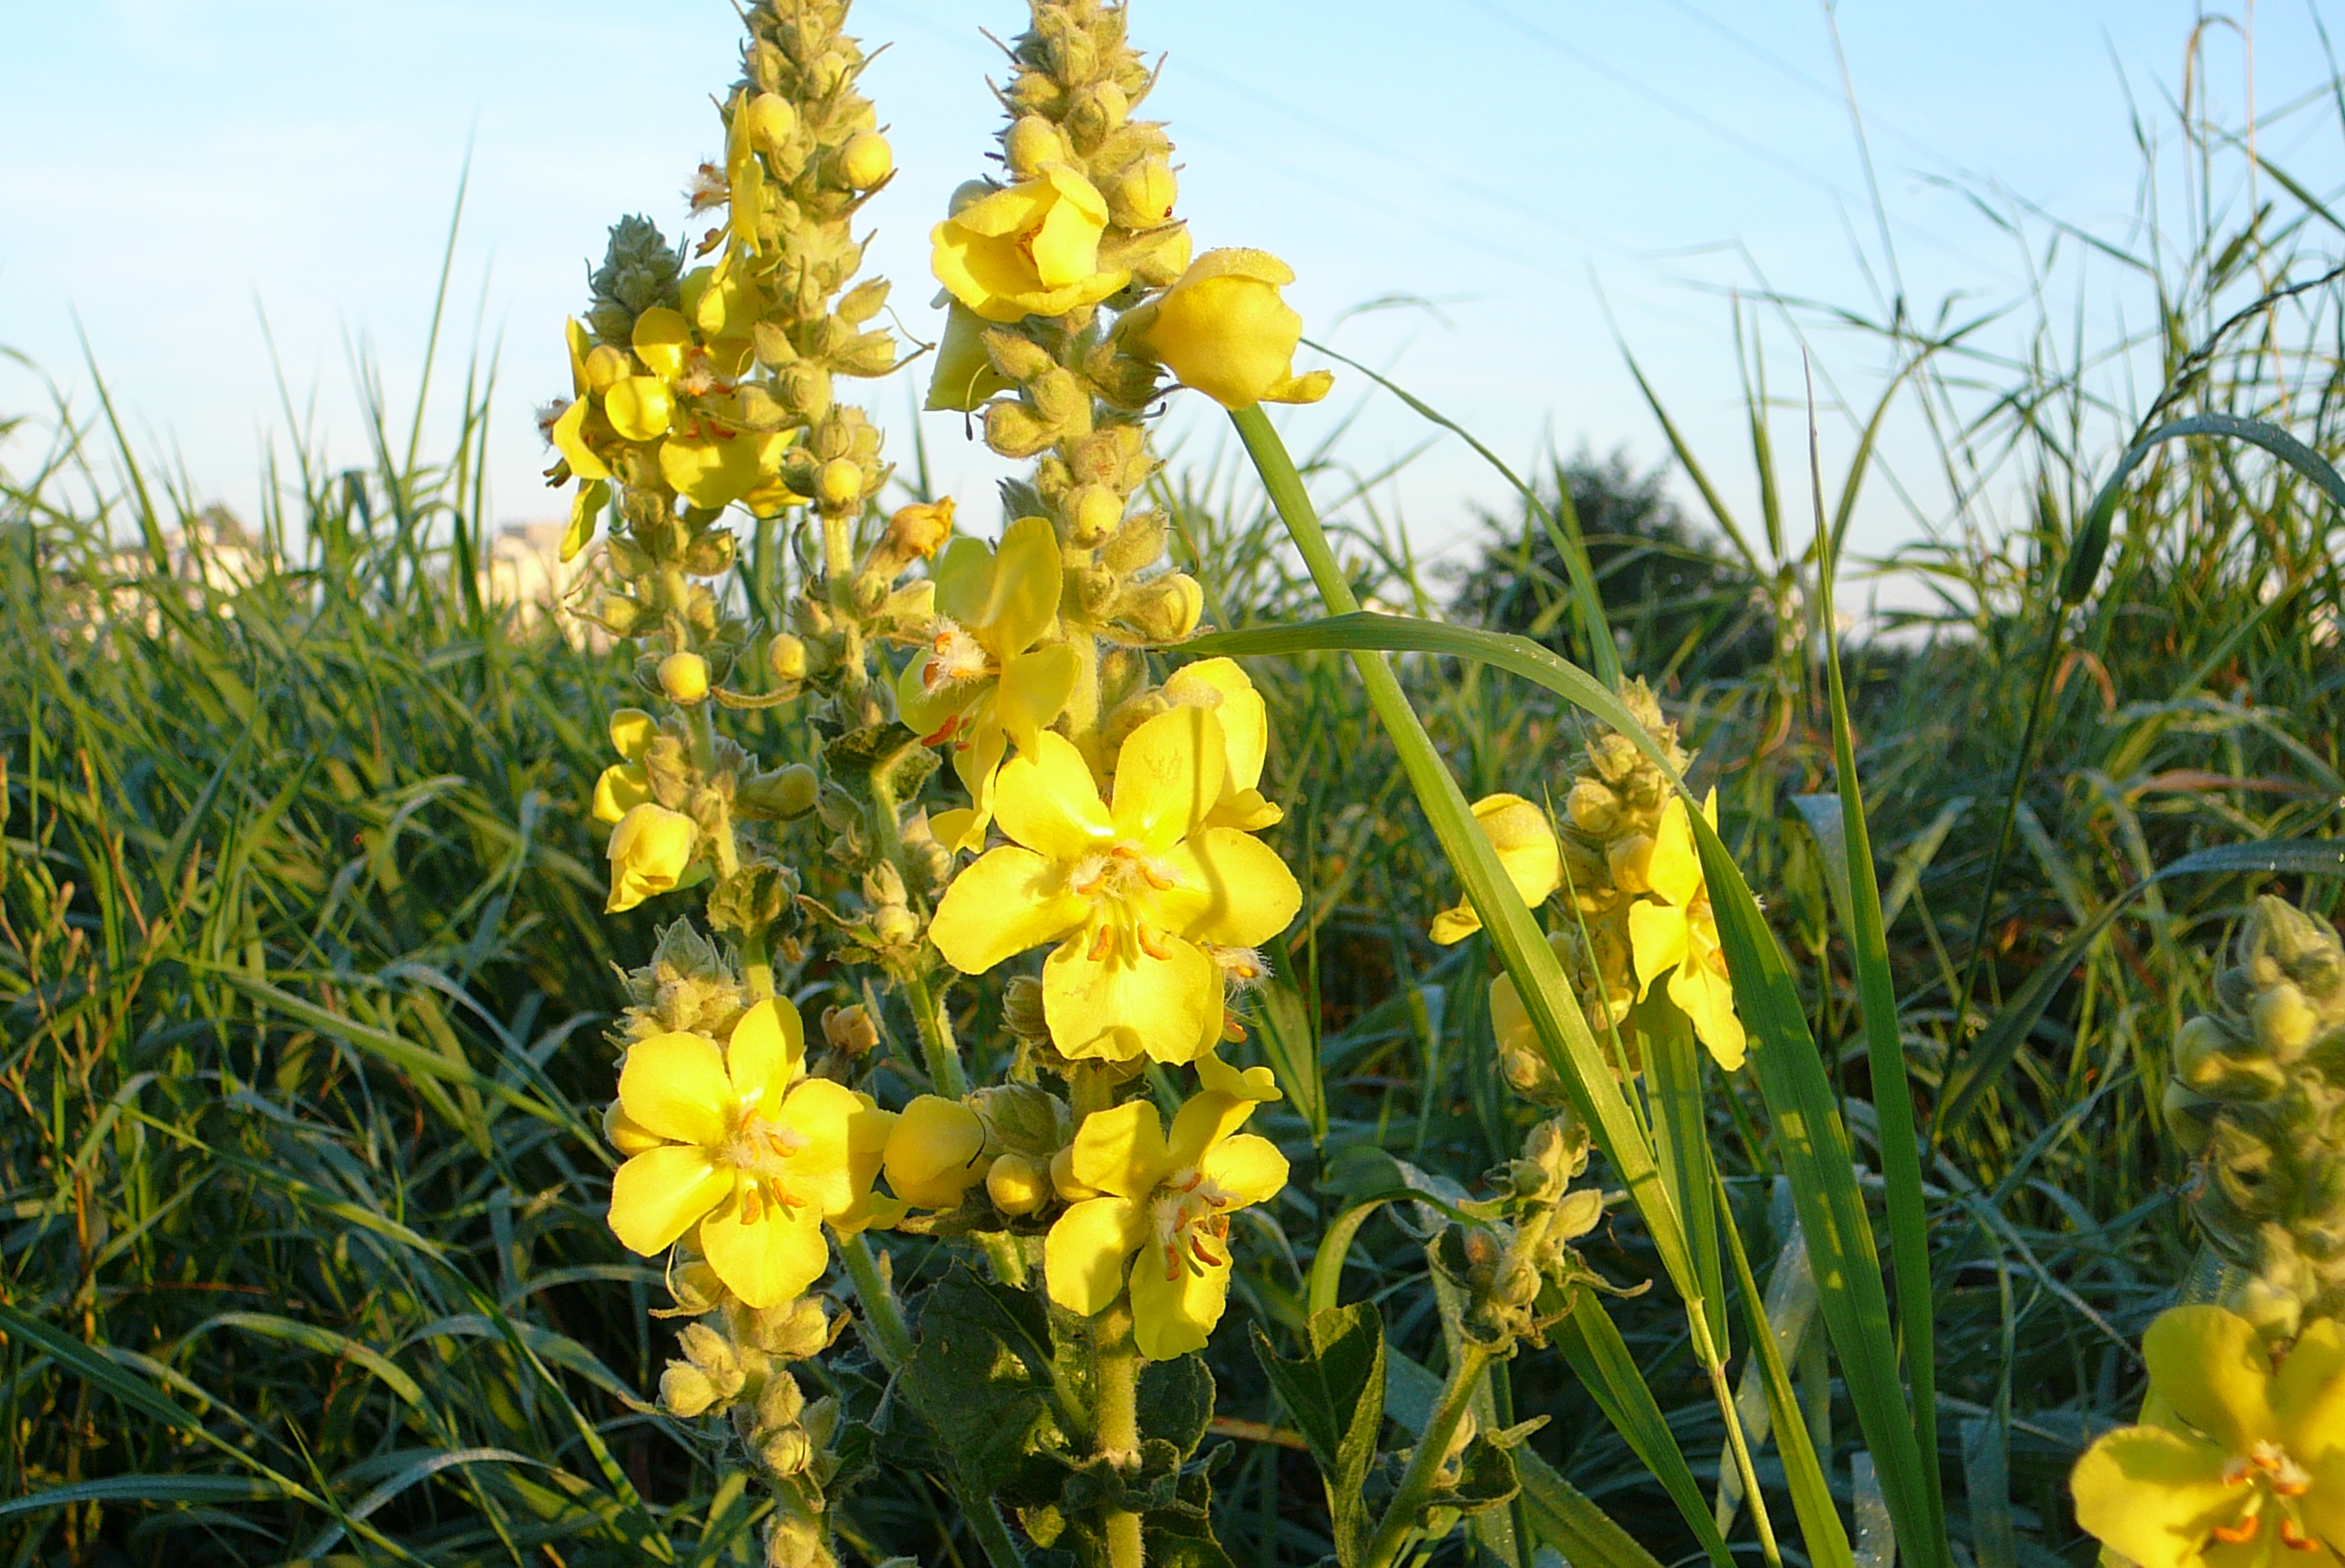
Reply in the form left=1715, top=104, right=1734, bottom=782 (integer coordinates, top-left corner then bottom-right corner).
left=1136, top=925, right=1177, bottom=961
left=2211, top=1514, right=2262, bottom=1546
left=1087, top=925, right=1118, bottom=963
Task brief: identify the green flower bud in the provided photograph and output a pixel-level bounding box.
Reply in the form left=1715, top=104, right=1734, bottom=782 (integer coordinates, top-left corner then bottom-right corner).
left=660, top=1362, right=722, bottom=1419
left=987, top=1153, right=1053, bottom=1217
left=1003, top=114, right=1067, bottom=175
left=767, top=633, right=809, bottom=683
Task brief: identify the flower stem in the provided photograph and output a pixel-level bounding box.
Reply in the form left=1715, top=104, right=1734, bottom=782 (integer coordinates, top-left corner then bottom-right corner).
left=840, top=1233, right=1028, bottom=1568
left=1358, top=1341, right=1492, bottom=1568
left=1095, top=1306, right=1145, bottom=1568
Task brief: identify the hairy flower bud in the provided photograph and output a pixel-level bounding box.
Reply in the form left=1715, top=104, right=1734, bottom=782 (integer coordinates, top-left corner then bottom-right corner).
left=659, top=651, right=711, bottom=705
left=837, top=130, right=893, bottom=189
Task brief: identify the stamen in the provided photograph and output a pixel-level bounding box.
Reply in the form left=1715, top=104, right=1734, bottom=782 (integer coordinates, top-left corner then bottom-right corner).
left=1087, top=925, right=1118, bottom=963
left=2212, top=1514, right=2263, bottom=1546
left=1136, top=925, right=1177, bottom=961
left=2281, top=1519, right=2321, bottom=1552
left=740, top=1186, right=764, bottom=1225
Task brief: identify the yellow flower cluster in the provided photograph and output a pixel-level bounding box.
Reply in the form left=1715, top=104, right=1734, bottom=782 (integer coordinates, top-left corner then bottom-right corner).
left=1446, top=681, right=1746, bottom=1083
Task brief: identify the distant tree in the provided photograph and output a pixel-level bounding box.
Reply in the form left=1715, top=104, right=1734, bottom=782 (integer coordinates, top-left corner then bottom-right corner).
left=1445, top=448, right=1772, bottom=683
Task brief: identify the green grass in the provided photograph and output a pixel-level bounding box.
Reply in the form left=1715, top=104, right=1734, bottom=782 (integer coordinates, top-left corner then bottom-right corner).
left=5, top=49, right=2344, bottom=1568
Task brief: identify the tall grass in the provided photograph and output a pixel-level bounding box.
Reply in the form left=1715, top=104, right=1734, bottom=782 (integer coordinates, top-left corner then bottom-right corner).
left=4, top=40, right=2342, bottom=1568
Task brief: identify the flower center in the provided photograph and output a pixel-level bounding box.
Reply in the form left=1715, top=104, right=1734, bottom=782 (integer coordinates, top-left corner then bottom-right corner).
left=2212, top=1440, right=2323, bottom=1552
left=924, top=621, right=993, bottom=690
left=723, top=1109, right=811, bottom=1226
left=1068, top=844, right=1187, bottom=965
left=1150, top=1169, right=1236, bottom=1280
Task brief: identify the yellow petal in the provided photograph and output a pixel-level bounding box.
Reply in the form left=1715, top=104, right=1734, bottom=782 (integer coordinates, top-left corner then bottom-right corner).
left=1629, top=901, right=1691, bottom=999
left=1068, top=1099, right=1173, bottom=1200
left=660, top=426, right=785, bottom=511
left=608, top=708, right=657, bottom=761
left=1195, top=1047, right=1282, bottom=1105
left=2146, top=1307, right=2279, bottom=1451
left=727, top=998, right=804, bottom=1111
left=1044, top=931, right=1218, bottom=1065
left=994, top=734, right=1115, bottom=861
left=631, top=307, right=693, bottom=383
left=1166, top=1090, right=1258, bottom=1169
left=998, top=644, right=1079, bottom=754
left=604, top=1098, right=666, bottom=1157
left=1646, top=798, right=1704, bottom=910
left=1028, top=169, right=1109, bottom=289
left=1164, top=658, right=1270, bottom=793
left=1262, top=369, right=1336, bottom=405
left=1110, top=706, right=1224, bottom=854
left=605, top=376, right=675, bottom=443
left=1044, top=1195, right=1146, bottom=1317
left=985, top=515, right=1064, bottom=654
left=2276, top=1317, right=2345, bottom=1463
left=593, top=763, right=651, bottom=826
left=617, top=1030, right=728, bottom=1147
left=1668, top=957, right=1747, bottom=1073
left=608, top=1144, right=729, bottom=1256
left=883, top=1095, right=989, bottom=1210
left=562, top=478, right=608, bottom=562
left=565, top=317, right=593, bottom=396
left=925, top=299, right=1017, bottom=412
left=1129, top=1244, right=1227, bottom=1360
left=777, top=1077, right=867, bottom=1216
left=931, top=535, right=996, bottom=625
left=1129, top=263, right=1305, bottom=411
left=929, top=845, right=1088, bottom=973
left=700, top=1200, right=830, bottom=1309
left=1169, top=827, right=1302, bottom=947
left=551, top=397, right=609, bottom=482
left=2069, top=1424, right=2240, bottom=1568
left=1198, top=1132, right=1289, bottom=1208
left=1429, top=903, right=1484, bottom=945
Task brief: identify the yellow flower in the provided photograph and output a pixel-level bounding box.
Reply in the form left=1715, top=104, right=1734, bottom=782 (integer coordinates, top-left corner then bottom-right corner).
left=606, top=802, right=697, bottom=913
left=927, top=708, right=1302, bottom=1065
left=1625, top=792, right=1746, bottom=1072
left=593, top=708, right=660, bottom=825
left=931, top=167, right=1129, bottom=324
left=2071, top=1306, right=2345, bottom=1568
left=1429, top=794, right=1562, bottom=945
left=897, top=517, right=1080, bottom=852
left=606, top=999, right=895, bottom=1307
left=882, top=1095, right=991, bottom=1210
left=1118, top=249, right=1334, bottom=410
left=1162, top=658, right=1284, bottom=831
left=1044, top=1090, right=1289, bottom=1360
left=924, top=299, right=1018, bottom=413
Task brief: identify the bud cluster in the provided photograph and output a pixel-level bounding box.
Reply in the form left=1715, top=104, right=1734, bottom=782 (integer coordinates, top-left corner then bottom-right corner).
left=1437, top=1113, right=1615, bottom=1351
left=2164, top=896, right=2345, bottom=1339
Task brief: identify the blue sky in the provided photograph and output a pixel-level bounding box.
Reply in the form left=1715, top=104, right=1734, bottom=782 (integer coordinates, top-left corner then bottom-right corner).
left=2, top=1, right=2334, bottom=603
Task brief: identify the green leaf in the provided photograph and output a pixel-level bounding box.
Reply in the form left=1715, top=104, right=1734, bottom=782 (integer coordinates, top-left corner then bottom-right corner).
left=1552, top=1290, right=1735, bottom=1568
left=1252, top=1303, right=1386, bottom=1567
left=903, top=1263, right=1073, bottom=1504
left=0, top=1475, right=291, bottom=1518
left=0, top=1301, right=201, bottom=1434
left=1139, top=1355, right=1216, bottom=1461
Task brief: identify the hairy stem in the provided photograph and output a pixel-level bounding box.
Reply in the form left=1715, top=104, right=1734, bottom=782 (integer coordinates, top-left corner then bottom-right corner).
left=1358, top=1341, right=1492, bottom=1568
left=1096, top=1306, right=1145, bottom=1568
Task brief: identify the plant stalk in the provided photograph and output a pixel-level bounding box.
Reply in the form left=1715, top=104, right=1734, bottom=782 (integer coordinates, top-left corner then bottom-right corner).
left=1096, top=1307, right=1145, bottom=1568
left=1358, top=1341, right=1492, bottom=1568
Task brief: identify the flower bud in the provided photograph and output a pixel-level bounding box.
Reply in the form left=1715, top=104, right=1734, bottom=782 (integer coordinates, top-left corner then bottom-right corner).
left=765, top=1512, right=825, bottom=1568
left=739, top=765, right=819, bottom=819
left=745, top=92, right=798, bottom=152
left=1099, top=509, right=1167, bottom=575
left=1065, top=484, right=1125, bottom=547
left=757, top=1368, right=807, bottom=1431
left=737, top=1295, right=831, bottom=1359
left=1123, top=573, right=1203, bottom=641
left=659, top=651, right=711, bottom=705
left=970, top=1083, right=1071, bottom=1157
left=1003, top=114, right=1067, bottom=175
left=1106, top=158, right=1177, bottom=229
left=1118, top=249, right=1333, bottom=410
left=768, top=633, right=809, bottom=683
left=883, top=1096, right=988, bottom=1209
left=2256, top=984, right=2318, bottom=1057
left=872, top=903, right=920, bottom=947
left=660, top=1362, right=723, bottom=1419
left=814, top=1004, right=876, bottom=1059
left=987, top=1153, right=1053, bottom=1217
left=888, top=499, right=955, bottom=561
left=816, top=458, right=866, bottom=509
left=759, top=1427, right=815, bottom=1475
left=837, top=130, right=893, bottom=190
